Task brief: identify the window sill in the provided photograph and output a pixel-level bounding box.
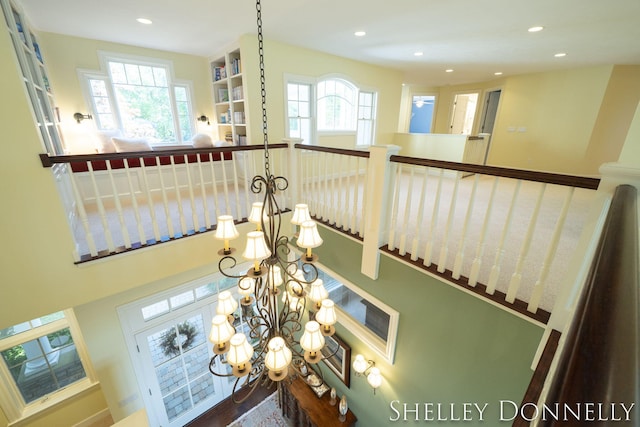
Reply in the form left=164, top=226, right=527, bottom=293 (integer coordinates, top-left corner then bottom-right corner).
left=8, top=379, right=101, bottom=427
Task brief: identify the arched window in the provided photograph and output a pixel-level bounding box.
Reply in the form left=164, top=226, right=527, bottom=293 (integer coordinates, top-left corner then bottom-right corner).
left=317, top=78, right=358, bottom=131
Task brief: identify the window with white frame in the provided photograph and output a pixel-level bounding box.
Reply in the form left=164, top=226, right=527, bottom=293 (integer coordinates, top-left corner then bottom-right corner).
left=285, top=76, right=377, bottom=146
left=80, top=53, right=195, bottom=144
left=0, top=310, right=96, bottom=422
left=357, top=91, right=377, bottom=146
left=286, top=82, right=313, bottom=144
left=317, top=78, right=357, bottom=132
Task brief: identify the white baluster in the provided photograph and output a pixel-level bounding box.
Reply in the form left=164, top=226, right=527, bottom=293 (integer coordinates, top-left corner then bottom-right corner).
left=386, top=163, right=403, bottom=251
left=468, top=177, right=499, bottom=286
left=410, top=168, right=429, bottom=261
left=423, top=168, right=445, bottom=267
left=506, top=183, right=547, bottom=303
left=241, top=151, right=251, bottom=219
left=528, top=187, right=575, bottom=313
left=105, top=159, right=131, bottom=248
left=453, top=174, right=480, bottom=279
left=322, top=152, right=330, bottom=221
left=139, top=160, right=161, bottom=242
left=219, top=150, right=232, bottom=217
left=487, top=180, right=522, bottom=294
left=68, top=167, right=98, bottom=258
left=155, top=156, right=174, bottom=239
left=195, top=154, right=211, bottom=230
left=349, top=156, right=358, bottom=235
left=207, top=152, right=221, bottom=218
left=87, top=161, right=115, bottom=252
left=169, top=156, right=188, bottom=236
left=334, top=154, right=343, bottom=228
left=398, top=167, right=415, bottom=256
left=230, top=152, right=243, bottom=221
left=437, top=171, right=461, bottom=273
left=123, top=158, right=147, bottom=246
left=183, top=154, right=200, bottom=232
left=359, top=157, right=370, bottom=238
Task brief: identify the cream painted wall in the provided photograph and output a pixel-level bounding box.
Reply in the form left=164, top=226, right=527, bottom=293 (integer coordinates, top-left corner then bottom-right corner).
left=619, top=101, right=640, bottom=164
left=584, top=65, right=640, bottom=172
left=487, top=65, right=612, bottom=175
left=38, top=32, right=214, bottom=153
left=237, top=34, right=404, bottom=149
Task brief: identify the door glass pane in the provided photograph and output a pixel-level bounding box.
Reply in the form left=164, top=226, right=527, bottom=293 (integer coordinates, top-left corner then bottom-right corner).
left=146, top=315, right=213, bottom=423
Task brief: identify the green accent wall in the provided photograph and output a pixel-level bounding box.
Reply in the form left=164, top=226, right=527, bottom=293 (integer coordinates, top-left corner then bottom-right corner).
left=314, top=228, right=544, bottom=425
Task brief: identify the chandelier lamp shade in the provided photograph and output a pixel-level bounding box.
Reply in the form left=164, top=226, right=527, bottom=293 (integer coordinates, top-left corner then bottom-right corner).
left=214, top=215, right=239, bottom=255
left=207, top=0, right=340, bottom=404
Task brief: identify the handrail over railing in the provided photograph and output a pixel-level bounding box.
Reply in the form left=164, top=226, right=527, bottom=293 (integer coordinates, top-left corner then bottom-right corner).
left=390, top=155, right=601, bottom=190
left=293, top=143, right=371, bottom=158
left=540, top=184, right=638, bottom=426
left=38, top=143, right=290, bottom=167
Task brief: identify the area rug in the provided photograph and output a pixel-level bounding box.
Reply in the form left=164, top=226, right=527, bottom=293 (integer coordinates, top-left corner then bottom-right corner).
left=226, top=392, right=293, bottom=427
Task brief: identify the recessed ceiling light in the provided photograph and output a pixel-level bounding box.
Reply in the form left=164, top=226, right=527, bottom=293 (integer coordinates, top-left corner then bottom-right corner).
left=137, top=18, right=153, bottom=25
left=528, top=26, right=544, bottom=32
left=354, top=31, right=366, bottom=37
left=414, top=51, right=424, bottom=57
left=494, top=72, right=503, bottom=76
left=554, top=52, right=567, bottom=57
left=445, top=69, right=454, bottom=73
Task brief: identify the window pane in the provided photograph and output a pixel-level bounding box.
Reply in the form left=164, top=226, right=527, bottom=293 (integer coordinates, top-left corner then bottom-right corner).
left=1, top=329, right=86, bottom=403
left=142, top=300, right=170, bottom=320
left=109, top=62, right=126, bottom=84
left=113, top=84, right=175, bottom=142
left=89, top=79, right=108, bottom=97
left=139, top=66, right=155, bottom=86
left=0, top=322, right=31, bottom=340
left=174, top=86, right=187, bottom=102
left=170, top=291, right=194, bottom=309
left=153, top=67, right=168, bottom=87
left=124, top=64, right=141, bottom=85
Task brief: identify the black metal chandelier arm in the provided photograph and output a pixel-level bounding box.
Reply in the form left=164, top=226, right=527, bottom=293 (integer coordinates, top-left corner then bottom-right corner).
left=208, top=355, right=235, bottom=378
left=217, top=256, right=246, bottom=279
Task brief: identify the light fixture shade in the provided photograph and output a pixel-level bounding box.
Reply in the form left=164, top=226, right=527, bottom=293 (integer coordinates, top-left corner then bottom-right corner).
left=352, top=354, right=368, bottom=374
left=209, top=315, right=235, bottom=344
left=227, top=333, right=254, bottom=366
left=238, top=277, right=255, bottom=296
left=291, top=204, right=311, bottom=225
left=315, top=299, right=337, bottom=326
left=264, top=336, right=292, bottom=372
left=267, top=265, right=283, bottom=289
left=367, top=367, right=383, bottom=389
left=282, top=292, right=303, bottom=311
left=242, top=231, right=271, bottom=261
left=216, top=290, right=238, bottom=316
left=300, top=321, right=325, bottom=352
left=214, top=215, right=239, bottom=240
left=308, top=279, right=328, bottom=303
left=248, top=202, right=268, bottom=225
left=296, top=220, right=323, bottom=249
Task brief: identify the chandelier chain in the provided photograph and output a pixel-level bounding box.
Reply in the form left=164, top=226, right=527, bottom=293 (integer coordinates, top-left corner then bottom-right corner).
left=256, top=0, right=270, bottom=177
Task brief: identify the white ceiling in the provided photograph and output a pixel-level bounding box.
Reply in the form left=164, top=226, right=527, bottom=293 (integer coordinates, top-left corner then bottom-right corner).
left=20, top=0, right=640, bottom=86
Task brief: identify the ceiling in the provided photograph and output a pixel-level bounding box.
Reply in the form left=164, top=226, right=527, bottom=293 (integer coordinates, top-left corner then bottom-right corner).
left=20, top=0, right=640, bottom=86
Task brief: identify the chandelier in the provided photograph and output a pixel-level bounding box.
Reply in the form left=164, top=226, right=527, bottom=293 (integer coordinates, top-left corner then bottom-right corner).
left=207, top=0, right=337, bottom=403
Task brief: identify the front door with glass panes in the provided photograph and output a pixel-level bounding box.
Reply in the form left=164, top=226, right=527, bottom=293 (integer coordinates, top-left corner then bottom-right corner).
left=119, top=266, right=259, bottom=427
left=135, top=308, right=228, bottom=427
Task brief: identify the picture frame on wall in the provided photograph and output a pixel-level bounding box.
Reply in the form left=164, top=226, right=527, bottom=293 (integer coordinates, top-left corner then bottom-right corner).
left=321, top=333, right=351, bottom=387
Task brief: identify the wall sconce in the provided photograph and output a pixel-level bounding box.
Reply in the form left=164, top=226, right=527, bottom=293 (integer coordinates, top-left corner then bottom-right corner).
left=197, top=115, right=210, bottom=125
left=73, top=112, right=92, bottom=123
left=352, top=354, right=383, bottom=393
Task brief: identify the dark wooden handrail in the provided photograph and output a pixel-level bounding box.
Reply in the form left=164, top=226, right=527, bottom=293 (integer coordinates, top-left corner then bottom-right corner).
left=293, top=143, right=370, bottom=158
left=39, top=143, right=289, bottom=168
left=540, top=184, right=638, bottom=425
left=390, top=155, right=600, bottom=190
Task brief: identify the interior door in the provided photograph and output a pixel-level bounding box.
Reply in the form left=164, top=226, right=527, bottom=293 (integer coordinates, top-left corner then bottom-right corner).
left=450, top=93, right=479, bottom=134
left=135, top=310, right=226, bottom=427
left=480, top=90, right=501, bottom=134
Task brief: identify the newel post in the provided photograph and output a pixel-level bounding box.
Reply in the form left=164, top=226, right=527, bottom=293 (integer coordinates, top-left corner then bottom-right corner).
left=361, top=145, right=401, bottom=279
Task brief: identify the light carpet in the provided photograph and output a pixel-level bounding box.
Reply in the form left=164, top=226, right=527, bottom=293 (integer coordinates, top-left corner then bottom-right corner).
left=226, top=392, right=293, bottom=427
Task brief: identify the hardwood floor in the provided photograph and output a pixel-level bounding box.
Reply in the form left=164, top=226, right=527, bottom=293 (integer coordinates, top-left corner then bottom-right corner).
left=184, top=383, right=276, bottom=427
